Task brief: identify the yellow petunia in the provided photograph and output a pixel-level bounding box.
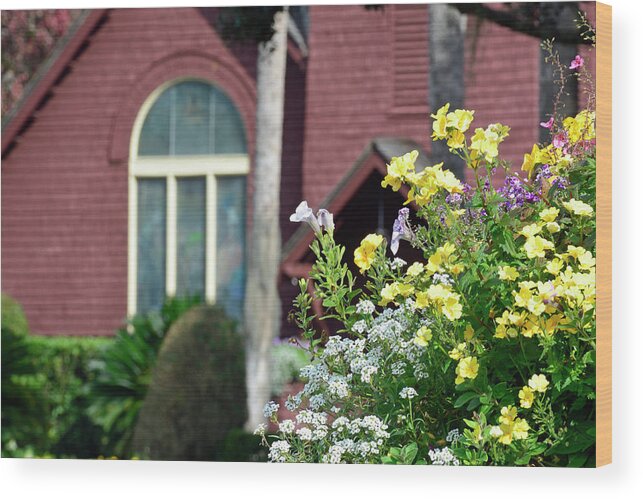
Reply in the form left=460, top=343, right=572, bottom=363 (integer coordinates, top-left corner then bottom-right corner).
left=539, top=207, right=560, bottom=223
left=413, top=326, right=433, bottom=347
left=354, top=234, right=384, bottom=272
left=519, top=386, right=534, bottom=408
left=524, top=236, right=555, bottom=259
left=455, top=356, right=479, bottom=384
left=562, top=198, right=594, bottom=217
left=528, top=374, right=549, bottom=393
left=498, top=266, right=519, bottom=281
left=406, top=262, right=425, bottom=277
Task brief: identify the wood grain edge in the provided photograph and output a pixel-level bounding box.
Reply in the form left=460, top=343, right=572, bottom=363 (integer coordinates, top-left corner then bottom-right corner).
left=596, top=1, right=612, bottom=468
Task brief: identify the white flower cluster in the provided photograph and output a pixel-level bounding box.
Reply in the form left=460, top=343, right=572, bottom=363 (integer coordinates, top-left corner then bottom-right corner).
left=446, top=428, right=462, bottom=443
left=390, top=257, right=407, bottom=270
left=399, top=387, right=418, bottom=399
left=428, top=446, right=460, bottom=466
left=268, top=440, right=291, bottom=463
left=263, top=401, right=280, bottom=419
left=356, top=299, right=375, bottom=315
left=432, top=273, right=455, bottom=286
left=266, top=295, right=441, bottom=463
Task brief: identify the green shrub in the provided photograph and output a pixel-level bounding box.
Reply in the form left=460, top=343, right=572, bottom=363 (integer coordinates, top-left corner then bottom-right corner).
left=217, top=428, right=266, bottom=462
left=87, top=295, right=201, bottom=458
left=132, top=304, right=246, bottom=461
left=2, top=294, right=108, bottom=457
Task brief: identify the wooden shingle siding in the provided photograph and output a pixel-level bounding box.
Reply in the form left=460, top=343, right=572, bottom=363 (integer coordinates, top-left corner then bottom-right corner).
left=392, top=4, right=429, bottom=111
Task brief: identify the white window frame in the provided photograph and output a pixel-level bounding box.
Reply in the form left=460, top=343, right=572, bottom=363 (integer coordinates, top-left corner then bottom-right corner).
left=128, top=78, right=249, bottom=316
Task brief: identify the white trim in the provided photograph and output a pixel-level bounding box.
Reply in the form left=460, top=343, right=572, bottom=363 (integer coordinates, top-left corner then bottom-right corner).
left=131, top=155, right=249, bottom=177
left=127, top=78, right=248, bottom=316
left=205, top=174, right=217, bottom=304
left=166, top=175, right=177, bottom=297
left=127, top=177, right=138, bottom=317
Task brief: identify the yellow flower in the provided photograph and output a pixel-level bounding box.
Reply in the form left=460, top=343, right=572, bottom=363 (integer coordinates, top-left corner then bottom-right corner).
left=397, top=283, right=415, bottom=297
left=441, top=294, right=463, bottom=321
left=528, top=374, right=549, bottom=393
left=413, top=326, right=433, bottom=347
left=519, top=223, right=543, bottom=238
left=470, top=127, right=500, bottom=163
left=514, top=281, right=536, bottom=308
left=455, top=356, right=479, bottom=384
left=512, top=418, right=530, bottom=440
left=562, top=198, right=594, bottom=217
left=448, top=342, right=466, bottom=360
left=499, top=405, right=517, bottom=425
left=446, top=109, right=475, bottom=132
left=545, top=222, right=560, bottom=234
left=578, top=251, right=596, bottom=270
left=498, top=266, right=519, bottom=281
left=563, top=110, right=595, bottom=143
left=521, top=144, right=540, bottom=177
left=406, top=262, right=425, bottom=277
left=519, top=386, right=534, bottom=408
left=431, top=103, right=450, bottom=140
left=539, top=207, right=559, bottom=223
left=446, top=129, right=466, bottom=150
left=381, top=150, right=419, bottom=191
left=464, top=324, right=475, bottom=341
left=546, top=258, right=564, bottom=275
left=565, top=245, right=587, bottom=260
left=380, top=282, right=399, bottom=305
left=524, top=236, right=554, bottom=259
left=414, top=290, right=429, bottom=309
left=354, top=234, right=384, bottom=272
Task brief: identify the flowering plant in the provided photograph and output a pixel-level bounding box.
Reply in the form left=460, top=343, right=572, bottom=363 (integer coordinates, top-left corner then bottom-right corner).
left=259, top=54, right=597, bottom=466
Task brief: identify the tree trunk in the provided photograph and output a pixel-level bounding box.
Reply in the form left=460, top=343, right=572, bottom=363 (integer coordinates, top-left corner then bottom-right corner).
left=244, top=8, right=289, bottom=432
left=428, top=4, right=466, bottom=179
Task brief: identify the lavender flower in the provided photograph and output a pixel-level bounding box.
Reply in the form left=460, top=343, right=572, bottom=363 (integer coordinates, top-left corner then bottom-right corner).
left=498, top=175, right=539, bottom=211
left=390, top=208, right=414, bottom=255
left=317, top=208, right=335, bottom=232
left=290, top=201, right=321, bottom=234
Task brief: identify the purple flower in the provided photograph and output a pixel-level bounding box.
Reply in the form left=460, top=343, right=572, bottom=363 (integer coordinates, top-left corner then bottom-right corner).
left=391, top=207, right=414, bottom=255
left=498, top=175, right=539, bottom=211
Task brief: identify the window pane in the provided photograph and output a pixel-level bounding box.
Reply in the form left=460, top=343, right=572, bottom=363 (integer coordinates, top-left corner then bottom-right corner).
left=137, top=178, right=166, bottom=313
left=213, top=89, right=247, bottom=154
left=176, top=177, right=206, bottom=299
left=138, top=81, right=247, bottom=157
left=216, top=176, right=246, bottom=321
left=138, top=90, right=171, bottom=156
left=173, top=82, right=212, bottom=156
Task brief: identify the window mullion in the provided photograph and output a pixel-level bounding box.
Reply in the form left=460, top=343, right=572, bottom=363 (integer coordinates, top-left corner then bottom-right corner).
left=166, top=175, right=177, bottom=297
left=128, top=176, right=138, bottom=317
left=205, top=174, right=217, bottom=304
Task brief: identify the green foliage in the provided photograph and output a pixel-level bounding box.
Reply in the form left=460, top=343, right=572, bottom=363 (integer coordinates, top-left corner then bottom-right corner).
left=217, top=429, right=266, bottom=462
left=87, top=295, right=201, bottom=458
left=216, top=6, right=282, bottom=44
left=270, top=341, right=310, bottom=396
left=132, top=304, right=246, bottom=461
left=2, top=294, right=108, bottom=457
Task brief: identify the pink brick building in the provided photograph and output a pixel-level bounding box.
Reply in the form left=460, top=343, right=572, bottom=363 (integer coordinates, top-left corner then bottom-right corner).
left=1, top=4, right=595, bottom=335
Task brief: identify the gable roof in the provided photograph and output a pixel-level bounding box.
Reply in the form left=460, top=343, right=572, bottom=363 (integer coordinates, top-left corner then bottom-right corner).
left=281, top=137, right=429, bottom=274
left=1, top=9, right=108, bottom=156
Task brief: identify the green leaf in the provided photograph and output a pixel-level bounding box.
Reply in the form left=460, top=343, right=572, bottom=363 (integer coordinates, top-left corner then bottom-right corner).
left=454, top=392, right=479, bottom=408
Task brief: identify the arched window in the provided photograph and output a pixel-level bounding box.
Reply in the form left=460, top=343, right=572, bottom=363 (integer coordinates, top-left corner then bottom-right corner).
left=129, top=80, right=248, bottom=321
